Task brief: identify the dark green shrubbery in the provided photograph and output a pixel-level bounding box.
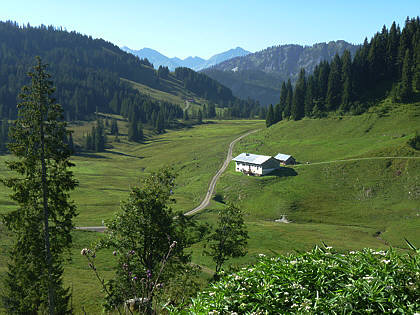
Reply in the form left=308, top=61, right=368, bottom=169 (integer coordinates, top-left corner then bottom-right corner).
left=173, top=246, right=419, bottom=314
left=408, top=131, right=420, bottom=150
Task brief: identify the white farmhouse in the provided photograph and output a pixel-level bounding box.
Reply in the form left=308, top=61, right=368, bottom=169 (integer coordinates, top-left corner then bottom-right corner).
left=233, top=153, right=280, bottom=176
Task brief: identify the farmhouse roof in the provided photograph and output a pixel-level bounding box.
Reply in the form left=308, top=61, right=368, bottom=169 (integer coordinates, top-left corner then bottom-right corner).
left=233, top=153, right=272, bottom=165
left=274, top=153, right=292, bottom=161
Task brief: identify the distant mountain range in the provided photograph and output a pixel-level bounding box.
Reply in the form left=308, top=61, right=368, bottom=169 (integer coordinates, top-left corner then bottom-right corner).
left=201, top=40, right=360, bottom=105
left=121, top=46, right=251, bottom=71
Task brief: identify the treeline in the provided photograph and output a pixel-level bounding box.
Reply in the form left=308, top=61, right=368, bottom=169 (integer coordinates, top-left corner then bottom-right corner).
left=0, top=21, right=259, bottom=124
left=175, top=67, right=234, bottom=103
left=266, top=17, right=420, bottom=126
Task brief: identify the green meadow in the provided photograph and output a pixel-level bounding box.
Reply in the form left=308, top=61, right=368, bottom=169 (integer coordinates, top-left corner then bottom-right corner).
left=1, top=101, right=419, bottom=313
left=0, top=119, right=263, bottom=313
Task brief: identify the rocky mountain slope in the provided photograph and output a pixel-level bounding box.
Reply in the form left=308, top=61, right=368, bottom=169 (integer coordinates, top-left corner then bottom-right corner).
left=202, top=40, right=360, bottom=105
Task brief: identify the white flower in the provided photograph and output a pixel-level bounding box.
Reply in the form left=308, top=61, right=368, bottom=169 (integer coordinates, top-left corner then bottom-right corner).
left=381, top=259, right=390, bottom=264
left=258, top=253, right=266, bottom=257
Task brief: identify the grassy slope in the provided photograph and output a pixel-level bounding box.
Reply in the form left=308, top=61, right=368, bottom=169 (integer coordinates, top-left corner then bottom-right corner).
left=121, top=76, right=210, bottom=110
left=1, top=101, right=419, bottom=312
left=0, top=119, right=263, bottom=313
left=200, top=101, right=420, bottom=265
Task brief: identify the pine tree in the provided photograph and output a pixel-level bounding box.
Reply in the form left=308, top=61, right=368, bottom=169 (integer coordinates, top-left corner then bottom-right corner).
left=197, top=109, right=203, bottom=124
left=0, top=119, right=9, bottom=153
left=156, top=111, right=165, bottom=132
left=291, top=68, right=306, bottom=120
left=413, top=32, right=420, bottom=92
left=137, top=122, right=144, bottom=142
left=94, top=119, right=106, bottom=152
left=258, top=107, right=266, bottom=119
left=340, top=50, right=353, bottom=111
left=386, top=21, right=401, bottom=79
left=110, top=118, right=119, bottom=135
left=279, top=81, right=287, bottom=108
left=304, top=76, right=314, bottom=117
left=273, top=103, right=282, bottom=124
left=283, top=79, right=293, bottom=119
left=318, top=61, right=330, bottom=106
left=398, top=49, right=413, bottom=101
left=0, top=57, right=77, bottom=314
left=128, top=116, right=139, bottom=142
left=68, top=132, right=74, bottom=154
left=326, top=54, right=342, bottom=110
left=266, top=104, right=274, bottom=127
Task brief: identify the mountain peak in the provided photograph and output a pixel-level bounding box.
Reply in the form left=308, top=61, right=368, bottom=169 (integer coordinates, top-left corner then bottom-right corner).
left=122, top=46, right=251, bottom=71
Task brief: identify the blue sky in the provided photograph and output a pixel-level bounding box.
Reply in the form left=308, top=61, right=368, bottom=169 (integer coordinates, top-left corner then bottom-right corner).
left=0, top=1, right=418, bottom=59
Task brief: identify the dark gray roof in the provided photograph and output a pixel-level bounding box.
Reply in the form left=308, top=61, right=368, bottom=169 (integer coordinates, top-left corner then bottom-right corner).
left=274, top=153, right=293, bottom=161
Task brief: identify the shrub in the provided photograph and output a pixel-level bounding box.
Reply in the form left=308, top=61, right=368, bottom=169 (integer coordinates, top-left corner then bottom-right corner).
left=174, top=246, right=419, bottom=314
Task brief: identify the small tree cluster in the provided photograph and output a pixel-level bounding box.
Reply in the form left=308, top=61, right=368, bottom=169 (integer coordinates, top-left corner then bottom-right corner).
left=83, top=119, right=106, bottom=151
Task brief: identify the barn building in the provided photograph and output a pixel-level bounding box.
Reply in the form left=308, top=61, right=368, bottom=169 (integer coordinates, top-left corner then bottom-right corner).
left=233, top=153, right=280, bottom=176
left=274, top=153, right=296, bottom=165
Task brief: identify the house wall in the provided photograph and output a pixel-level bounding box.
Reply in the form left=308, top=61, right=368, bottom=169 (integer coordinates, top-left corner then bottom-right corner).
left=235, top=162, right=263, bottom=175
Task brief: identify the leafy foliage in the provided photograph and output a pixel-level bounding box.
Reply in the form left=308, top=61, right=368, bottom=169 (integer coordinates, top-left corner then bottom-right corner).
left=180, top=246, right=420, bottom=314
left=204, top=204, right=248, bottom=274
left=96, top=168, right=203, bottom=312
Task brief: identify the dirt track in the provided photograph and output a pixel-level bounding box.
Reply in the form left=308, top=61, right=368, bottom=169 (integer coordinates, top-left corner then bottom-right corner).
left=184, top=129, right=260, bottom=216
left=76, top=128, right=260, bottom=231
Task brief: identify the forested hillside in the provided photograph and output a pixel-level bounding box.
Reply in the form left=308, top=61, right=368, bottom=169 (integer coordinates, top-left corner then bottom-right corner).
left=265, top=17, right=420, bottom=126
left=202, top=40, right=360, bottom=105
left=0, top=21, right=258, bottom=124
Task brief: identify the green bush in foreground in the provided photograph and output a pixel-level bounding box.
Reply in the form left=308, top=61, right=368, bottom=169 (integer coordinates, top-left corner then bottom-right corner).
left=174, top=246, right=419, bottom=314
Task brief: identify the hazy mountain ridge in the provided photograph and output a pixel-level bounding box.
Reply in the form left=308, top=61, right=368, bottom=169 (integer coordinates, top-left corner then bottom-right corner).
left=202, top=40, right=360, bottom=105
left=121, top=46, right=251, bottom=71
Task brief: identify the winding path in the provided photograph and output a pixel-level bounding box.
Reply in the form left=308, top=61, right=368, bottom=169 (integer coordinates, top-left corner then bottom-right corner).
left=294, top=156, right=420, bottom=167
left=184, top=129, right=260, bottom=216
left=76, top=128, right=260, bottom=231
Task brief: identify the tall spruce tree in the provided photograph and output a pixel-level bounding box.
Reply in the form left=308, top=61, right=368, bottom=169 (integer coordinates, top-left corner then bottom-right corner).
left=128, top=115, right=139, bottom=142
left=279, top=81, right=287, bottom=109
left=273, top=103, right=282, bottom=123
left=399, top=49, right=413, bottom=101
left=0, top=57, right=77, bottom=314
left=110, top=118, right=119, bottom=135
left=283, top=79, right=293, bottom=119
left=304, top=76, right=314, bottom=117
left=340, top=50, right=353, bottom=111
left=326, top=54, right=342, bottom=110
left=291, top=68, right=306, bottom=120
left=266, top=104, right=274, bottom=127
left=95, top=119, right=106, bottom=152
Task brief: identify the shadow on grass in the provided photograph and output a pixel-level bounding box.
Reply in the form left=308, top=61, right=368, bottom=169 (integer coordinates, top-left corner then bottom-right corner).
left=107, top=150, right=144, bottom=159
left=268, top=167, right=298, bottom=177
left=75, top=152, right=109, bottom=159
